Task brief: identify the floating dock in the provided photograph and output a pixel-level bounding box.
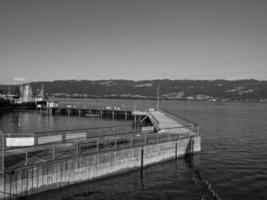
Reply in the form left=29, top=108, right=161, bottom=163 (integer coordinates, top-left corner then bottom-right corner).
left=0, top=108, right=200, bottom=199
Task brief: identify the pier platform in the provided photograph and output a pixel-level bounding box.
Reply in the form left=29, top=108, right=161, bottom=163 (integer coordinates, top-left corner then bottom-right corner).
left=0, top=109, right=200, bottom=199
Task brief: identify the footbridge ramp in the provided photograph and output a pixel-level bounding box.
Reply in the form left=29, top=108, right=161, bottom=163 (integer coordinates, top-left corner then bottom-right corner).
left=147, top=110, right=199, bottom=135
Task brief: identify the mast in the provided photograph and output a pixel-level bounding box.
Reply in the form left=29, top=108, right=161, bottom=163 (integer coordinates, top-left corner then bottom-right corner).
left=156, top=85, right=160, bottom=111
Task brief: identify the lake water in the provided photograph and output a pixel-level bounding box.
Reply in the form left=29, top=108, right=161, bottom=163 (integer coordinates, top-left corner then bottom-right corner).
left=1, top=99, right=267, bottom=200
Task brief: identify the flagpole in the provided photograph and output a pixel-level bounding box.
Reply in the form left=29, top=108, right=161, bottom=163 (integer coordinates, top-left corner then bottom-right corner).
left=156, top=85, right=159, bottom=111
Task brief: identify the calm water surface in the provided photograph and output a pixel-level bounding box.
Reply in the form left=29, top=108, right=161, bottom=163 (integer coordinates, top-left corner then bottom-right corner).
left=1, top=99, right=267, bottom=200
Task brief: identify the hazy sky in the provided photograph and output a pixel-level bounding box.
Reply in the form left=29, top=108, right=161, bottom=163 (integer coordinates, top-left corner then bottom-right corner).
left=1, top=0, right=267, bottom=84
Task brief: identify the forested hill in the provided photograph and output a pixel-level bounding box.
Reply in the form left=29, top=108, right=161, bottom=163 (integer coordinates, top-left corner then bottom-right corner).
left=1, top=79, right=267, bottom=102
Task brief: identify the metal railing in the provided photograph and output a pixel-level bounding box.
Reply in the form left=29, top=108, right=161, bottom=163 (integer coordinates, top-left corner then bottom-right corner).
left=159, top=109, right=199, bottom=135
left=146, top=110, right=160, bottom=131
left=2, top=125, right=196, bottom=170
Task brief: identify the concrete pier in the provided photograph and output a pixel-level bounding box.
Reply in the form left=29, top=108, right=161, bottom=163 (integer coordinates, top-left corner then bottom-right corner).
left=0, top=110, right=200, bottom=199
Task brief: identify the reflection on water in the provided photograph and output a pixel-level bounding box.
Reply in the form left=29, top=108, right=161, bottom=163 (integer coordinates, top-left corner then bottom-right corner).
left=0, top=111, right=132, bottom=134
left=30, top=155, right=203, bottom=200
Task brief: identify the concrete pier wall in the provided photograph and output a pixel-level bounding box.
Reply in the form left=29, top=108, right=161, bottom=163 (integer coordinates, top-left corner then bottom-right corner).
left=1, top=135, right=200, bottom=199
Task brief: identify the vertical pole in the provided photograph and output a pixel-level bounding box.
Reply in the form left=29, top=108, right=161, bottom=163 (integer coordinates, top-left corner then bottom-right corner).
left=114, top=136, right=117, bottom=150
left=141, top=148, right=144, bottom=169
left=52, top=144, right=55, bottom=160
left=25, top=152, right=28, bottom=166
left=156, top=85, right=160, bottom=111
left=76, top=140, right=79, bottom=156
left=191, top=139, right=194, bottom=154
left=131, top=133, right=133, bottom=147
left=96, top=138, right=99, bottom=152
left=175, top=143, right=178, bottom=160
left=0, top=131, right=4, bottom=173
left=168, top=131, right=171, bottom=141
left=125, top=112, right=127, bottom=121
left=9, top=173, right=12, bottom=200
left=144, top=133, right=147, bottom=145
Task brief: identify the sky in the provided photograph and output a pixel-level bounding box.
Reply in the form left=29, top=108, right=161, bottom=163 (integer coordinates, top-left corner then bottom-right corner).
left=0, top=0, right=267, bottom=84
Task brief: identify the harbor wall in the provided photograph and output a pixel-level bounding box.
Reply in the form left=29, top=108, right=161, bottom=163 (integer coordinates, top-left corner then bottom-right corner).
left=1, top=135, right=200, bottom=199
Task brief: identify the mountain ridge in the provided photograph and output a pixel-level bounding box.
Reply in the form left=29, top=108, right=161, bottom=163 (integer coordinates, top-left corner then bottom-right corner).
left=1, top=79, right=267, bottom=102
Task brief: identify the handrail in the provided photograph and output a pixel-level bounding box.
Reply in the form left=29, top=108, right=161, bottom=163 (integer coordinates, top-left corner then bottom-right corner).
left=159, top=108, right=199, bottom=135
left=146, top=110, right=160, bottom=130
left=2, top=124, right=133, bottom=137
left=4, top=126, right=187, bottom=150
left=5, top=127, right=198, bottom=171
left=3, top=125, right=199, bottom=170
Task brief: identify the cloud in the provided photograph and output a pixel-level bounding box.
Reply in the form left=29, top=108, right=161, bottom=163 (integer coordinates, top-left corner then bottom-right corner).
left=13, top=77, right=27, bottom=82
